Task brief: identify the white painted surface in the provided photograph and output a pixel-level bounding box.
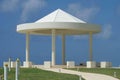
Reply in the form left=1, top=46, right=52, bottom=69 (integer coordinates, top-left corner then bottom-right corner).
left=16, top=9, right=101, bottom=68
left=51, top=30, right=56, bottom=66
left=67, top=61, right=75, bottom=68
left=23, top=61, right=32, bottom=68
left=100, top=62, right=112, bottom=68
left=3, top=62, right=8, bottom=67
left=8, top=58, right=11, bottom=71
left=87, top=61, right=96, bottom=68
left=26, top=33, right=30, bottom=62
left=17, top=22, right=101, bottom=35
left=17, top=9, right=101, bottom=35
left=11, top=61, right=16, bottom=68
left=44, top=61, right=51, bottom=68
left=32, top=65, right=44, bottom=68
left=15, top=59, right=19, bottom=80
left=4, top=65, right=8, bottom=80
left=35, top=9, right=86, bottom=23
left=3, top=61, right=16, bottom=68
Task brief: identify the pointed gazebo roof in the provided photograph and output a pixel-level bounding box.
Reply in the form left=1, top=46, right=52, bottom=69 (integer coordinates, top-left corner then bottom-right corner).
left=35, top=9, right=86, bottom=23
left=17, top=9, right=101, bottom=35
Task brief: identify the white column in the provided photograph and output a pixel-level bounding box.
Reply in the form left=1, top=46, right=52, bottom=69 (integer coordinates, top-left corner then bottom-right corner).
left=15, top=58, right=20, bottom=80
left=8, top=58, right=11, bottom=72
left=4, top=64, right=8, bottom=80
left=52, top=29, right=56, bottom=66
left=62, top=35, right=65, bottom=65
left=89, top=32, right=93, bottom=61
left=26, top=32, right=30, bottom=62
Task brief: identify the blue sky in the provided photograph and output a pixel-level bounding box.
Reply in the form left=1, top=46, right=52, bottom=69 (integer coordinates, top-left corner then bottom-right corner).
left=0, top=0, right=120, bottom=67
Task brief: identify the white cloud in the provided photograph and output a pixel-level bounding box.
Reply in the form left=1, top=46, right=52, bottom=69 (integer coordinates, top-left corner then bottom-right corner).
left=67, top=3, right=99, bottom=21
left=95, top=24, right=112, bottom=39
left=0, top=0, right=47, bottom=22
left=21, top=0, right=46, bottom=22
left=0, top=0, right=19, bottom=12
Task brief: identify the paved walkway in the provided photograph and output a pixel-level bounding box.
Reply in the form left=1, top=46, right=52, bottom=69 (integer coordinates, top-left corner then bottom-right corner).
left=43, top=68, right=119, bottom=80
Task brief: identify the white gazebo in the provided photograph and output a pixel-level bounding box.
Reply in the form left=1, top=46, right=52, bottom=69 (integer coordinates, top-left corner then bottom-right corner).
left=17, top=9, right=101, bottom=68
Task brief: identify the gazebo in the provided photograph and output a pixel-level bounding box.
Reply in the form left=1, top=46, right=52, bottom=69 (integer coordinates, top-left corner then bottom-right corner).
left=17, top=9, right=101, bottom=68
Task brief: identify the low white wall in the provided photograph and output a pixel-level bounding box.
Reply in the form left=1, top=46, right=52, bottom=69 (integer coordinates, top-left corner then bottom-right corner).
left=44, top=61, right=51, bottom=68
left=11, top=61, right=16, bottom=68
left=32, top=65, right=44, bottom=68
left=67, top=61, right=75, bottom=68
left=100, top=62, right=112, bottom=68
left=87, top=61, right=96, bottom=68
left=23, top=61, right=32, bottom=68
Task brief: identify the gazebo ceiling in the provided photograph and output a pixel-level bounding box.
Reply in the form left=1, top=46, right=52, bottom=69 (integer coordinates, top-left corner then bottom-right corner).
left=17, top=9, right=101, bottom=35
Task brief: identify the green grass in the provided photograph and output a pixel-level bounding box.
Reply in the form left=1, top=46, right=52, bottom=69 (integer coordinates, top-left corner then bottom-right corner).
left=1, top=68, right=120, bottom=80
left=0, top=68, right=80, bottom=80
left=67, top=68, right=120, bottom=79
